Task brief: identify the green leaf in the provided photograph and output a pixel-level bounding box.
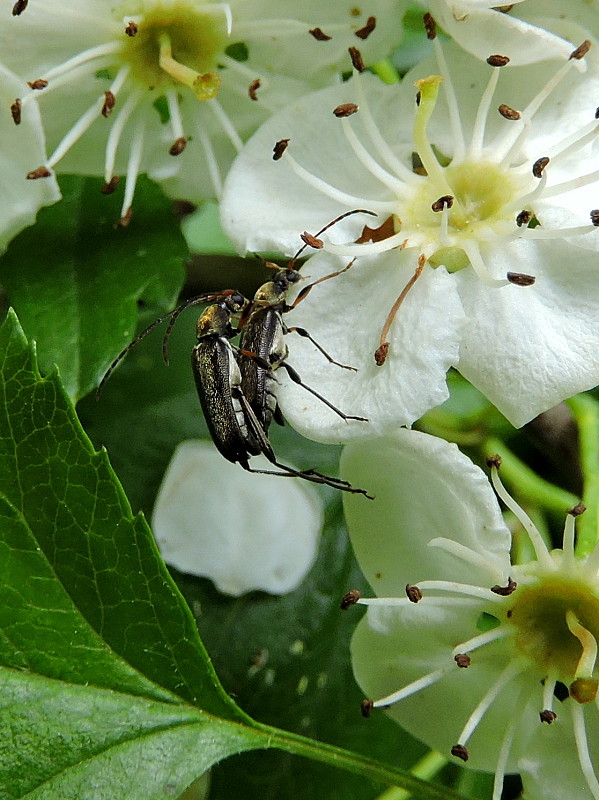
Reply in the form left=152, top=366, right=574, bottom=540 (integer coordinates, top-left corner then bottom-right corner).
left=0, top=176, right=186, bottom=401
left=0, top=309, right=241, bottom=716
left=0, top=668, right=265, bottom=800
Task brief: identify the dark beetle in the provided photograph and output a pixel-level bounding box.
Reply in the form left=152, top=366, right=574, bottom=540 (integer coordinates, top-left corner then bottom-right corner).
left=191, top=292, right=371, bottom=495
left=99, top=289, right=371, bottom=496
left=238, top=262, right=366, bottom=433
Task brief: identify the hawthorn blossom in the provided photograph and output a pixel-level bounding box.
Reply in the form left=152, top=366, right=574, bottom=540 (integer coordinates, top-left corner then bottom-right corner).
left=0, top=61, right=60, bottom=252
left=152, top=440, right=323, bottom=596
left=3, top=0, right=404, bottom=225
left=341, top=429, right=599, bottom=800
left=221, top=37, right=599, bottom=438
left=424, top=0, right=597, bottom=65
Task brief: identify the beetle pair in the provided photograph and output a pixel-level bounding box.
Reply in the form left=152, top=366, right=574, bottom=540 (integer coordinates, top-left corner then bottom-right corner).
left=99, top=211, right=374, bottom=497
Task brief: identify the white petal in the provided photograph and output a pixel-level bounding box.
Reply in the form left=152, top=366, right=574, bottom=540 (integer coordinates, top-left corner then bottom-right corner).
left=234, top=0, right=407, bottom=85
left=0, top=0, right=117, bottom=77
left=152, top=440, right=323, bottom=597
left=351, top=605, right=540, bottom=772
left=276, top=251, right=462, bottom=442
left=341, top=429, right=512, bottom=595
left=455, top=238, right=599, bottom=427
left=519, top=706, right=599, bottom=800
left=0, top=66, right=60, bottom=253
left=427, top=1, right=575, bottom=65
left=221, top=73, right=400, bottom=256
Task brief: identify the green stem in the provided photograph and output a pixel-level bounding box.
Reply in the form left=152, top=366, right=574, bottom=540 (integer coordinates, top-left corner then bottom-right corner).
left=483, top=438, right=580, bottom=515
left=252, top=720, right=467, bottom=800
left=567, top=394, right=599, bottom=556
left=373, top=751, right=448, bottom=800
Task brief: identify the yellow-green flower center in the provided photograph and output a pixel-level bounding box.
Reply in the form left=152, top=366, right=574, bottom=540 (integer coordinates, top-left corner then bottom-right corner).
left=509, top=575, right=599, bottom=687
left=407, top=75, right=529, bottom=273
left=119, top=3, right=229, bottom=97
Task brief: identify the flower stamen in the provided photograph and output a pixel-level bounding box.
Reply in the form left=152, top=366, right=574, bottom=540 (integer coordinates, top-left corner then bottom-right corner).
left=488, top=457, right=554, bottom=570
left=469, top=56, right=507, bottom=160
left=497, top=44, right=590, bottom=164
left=571, top=703, right=599, bottom=800
left=369, top=666, right=451, bottom=709
left=452, top=626, right=515, bottom=657
left=453, top=658, right=527, bottom=756
left=375, top=253, right=425, bottom=366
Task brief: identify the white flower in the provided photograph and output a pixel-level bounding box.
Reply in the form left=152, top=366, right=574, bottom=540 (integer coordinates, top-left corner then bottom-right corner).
left=0, top=62, right=60, bottom=253
left=3, top=0, right=405, bottom=225
left=424, top=0, right=596, bottom=65
left=151, top=440, right=323, bottom=596
left=221, top=37, right=599, bottom=438
left=341, top=429, right=599, bottom=800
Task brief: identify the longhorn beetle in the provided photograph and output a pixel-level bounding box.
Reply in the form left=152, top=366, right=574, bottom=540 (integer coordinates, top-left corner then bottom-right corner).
left=98, top=216, right=374, bottom=495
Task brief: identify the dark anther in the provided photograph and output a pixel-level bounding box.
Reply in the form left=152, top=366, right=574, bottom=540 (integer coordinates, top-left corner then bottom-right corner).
left=355, top=16, right=376, bottom=40
left=361, top=699, right=374, bottom=717
left=28, top=79, right=49, bottom=91
left=507, top=272, right=536, bottom=287
left=102, top=91, right=116, bottom=118
left=498, top=104, right=521, bottom=121
left=12, top=0, right=28, bottom=14
left=486, top=454, right=502, bottom=469
left=570, top=40, right=591, bottom=61
left=309, top=27, right=332, bottom=41
left=415, top=90, right=421, bottom=107
left=540, top=709, right=558, bottom=724
left=591, top=210, right=599, bottom=227
left=300, top=232, right=324, bottom=249
left=272, top=138, right=290, bottom=161
left=454, top=654, right=471, bottom=668
left=101, top=176, right=121, bottom=194
left=496, top=4, right=514, bottom=10
left=532, top=156, right=550, bottom=178
left=169, top=137, right=187, bottom=156
left=516, top=210, right=531, bottom=227
left=405, top=584, right=423, bottom=603
left=568, top=502, right=587, bottom=517
left=341, top=589, right=361, bottom=610
left=333, top=103, right=359, bottom=118
left=117, top=207, right=133, bottom=228
left=125, top=21, right=138, bottom=36
left=451, top=744, right=469, bottom=762
left=487, top=54, right=510, bottom=67
left=248, top=79, right=261, bottom=101
left=431, top=195, right=454, bottom=213
left=10, top=99, right=22, bottom=125
left=423, top=12, right=436, bottom=40
left=26, top=166, right=51, bottom=180
left=595, top=107, right=599, bottom=120
left=348, top=46, right=365, bottom=73
left=491, top=577, right=517, bottom=596
left=374, top=342, right=389, bottom=366
left=554, top=681, right=569, bottom=702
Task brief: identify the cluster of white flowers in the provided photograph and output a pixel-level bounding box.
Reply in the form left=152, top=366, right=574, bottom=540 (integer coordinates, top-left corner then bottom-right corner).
left=5, top=2, right=599, bottom=798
